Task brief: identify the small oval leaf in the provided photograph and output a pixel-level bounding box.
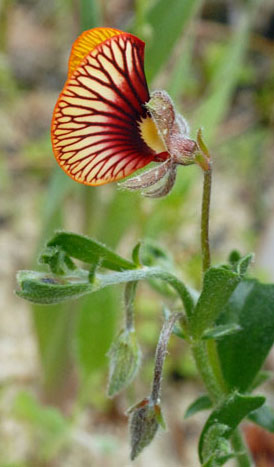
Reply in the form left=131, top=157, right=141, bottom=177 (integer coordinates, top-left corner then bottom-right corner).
left=48, top=231, right=136, bottom=271
left=184, top=395, right=212, bottom=419
left=202, top=324, right=242, bottom=341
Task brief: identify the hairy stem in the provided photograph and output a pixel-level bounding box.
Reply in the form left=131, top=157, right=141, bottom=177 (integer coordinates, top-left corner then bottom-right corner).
left=206, top=339, right=228, bottom=395
left=191, top=164, right=223, bottom=403
left=231, top=428, right=254, bottom=467
left=201, top=166, right=212, bottom=274
left=151, top=313, right=183, bottom=403
left=192, top=162, right=252, bottom=465
left=124, top=281, right=137, bottom=331
left=191, top=341, right=223, bottom=403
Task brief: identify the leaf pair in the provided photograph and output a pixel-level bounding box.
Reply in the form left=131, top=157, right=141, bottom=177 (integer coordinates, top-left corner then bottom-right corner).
left=185, top=392, right=265, bottom=466
left=189, top=253, right=274, bottom=394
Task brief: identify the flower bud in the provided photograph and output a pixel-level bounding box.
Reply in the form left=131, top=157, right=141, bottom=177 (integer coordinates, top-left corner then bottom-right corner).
left=107, top=329, right=141, bottom=398
left=39, top=246, right=76, bottom=275
left=129, top=398, right=165, bottom=460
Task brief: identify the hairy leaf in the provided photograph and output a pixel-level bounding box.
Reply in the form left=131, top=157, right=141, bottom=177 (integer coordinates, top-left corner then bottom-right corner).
left=217, top=279, right=274, bottom=391
left=202, top=324, right=242, bottom=340
left=199, top=392, right=265, bottom=463
left=190, top=266, right=241, bottom=338
left=16, top=270, right=92, bottom=305
left=184, top=395, right=212, bottom=419
left=17, top=267, right=194, bottom=315
left=47, top=231, right=136, bottom=271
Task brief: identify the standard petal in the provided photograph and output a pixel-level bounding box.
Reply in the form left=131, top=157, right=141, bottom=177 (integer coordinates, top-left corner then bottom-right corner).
left=52, top=29, right=163, bottom=186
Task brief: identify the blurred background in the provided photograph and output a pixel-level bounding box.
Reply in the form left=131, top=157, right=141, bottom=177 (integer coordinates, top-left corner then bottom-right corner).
left=1, top=0, right=274, bottom=465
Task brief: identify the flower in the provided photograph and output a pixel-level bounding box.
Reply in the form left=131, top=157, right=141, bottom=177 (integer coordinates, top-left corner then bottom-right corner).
left=51, top=27, right=199, bottom=197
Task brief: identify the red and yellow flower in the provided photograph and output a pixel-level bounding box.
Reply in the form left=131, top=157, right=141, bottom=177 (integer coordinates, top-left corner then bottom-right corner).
left=51, top=27, right=204, bottom=197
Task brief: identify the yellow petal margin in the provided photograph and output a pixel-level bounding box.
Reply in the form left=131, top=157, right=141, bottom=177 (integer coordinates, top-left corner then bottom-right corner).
left=68, top=27, right=123, bottom=78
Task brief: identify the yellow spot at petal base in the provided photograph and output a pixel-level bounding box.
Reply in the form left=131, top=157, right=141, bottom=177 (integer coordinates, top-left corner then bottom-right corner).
left=139, top=116, right=166, bottom=154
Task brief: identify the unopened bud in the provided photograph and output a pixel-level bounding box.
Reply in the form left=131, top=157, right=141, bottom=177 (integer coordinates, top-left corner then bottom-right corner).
left=39, top=246, right=76, bottom=275
left=128, top=397, right=165, bottom=460
left=107, top=329, right=141, bottom=398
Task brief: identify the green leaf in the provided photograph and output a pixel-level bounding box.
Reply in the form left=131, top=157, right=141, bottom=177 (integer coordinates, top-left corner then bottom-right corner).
left=237, top=253, right=254, bottom=276
left=172, top=323, right=186, bottom=340
left=140, top=239, right=174, bottom=270
left=228, top=250, right=242, bottom=265
left=217, top=279, right=274, bottom=391
left=201, top=423, right=232, bottom=467
left=39, top=246, right=77, bottom=275
left=203, top=453, right=235, bottom=467
left=202, top=324, right=242, bottom=340
left=17, top=267, right=194, bottom=316
left=199, top=392, right=265, bottom=463
left=16, top=270, right=92, bottom=304
left=190, top=266, right=241, bottom=339
left=140, top=239, right=178, bottom=298
left=228, top=251, right=254, bottom=276
left=248, top=404, right=274, bottom=433
left=47, top=231, right=136, bottom=272
left=154, top=404, right=166, bottom=430
left=132, top=241, right=141, bottom=266
left=184, top=395, right=212, bottom=419
left=162, top=305, right=186, bottom=339
left=145, top=0, right=202, bottom=82
left=88, top=257, right=101, bottom=283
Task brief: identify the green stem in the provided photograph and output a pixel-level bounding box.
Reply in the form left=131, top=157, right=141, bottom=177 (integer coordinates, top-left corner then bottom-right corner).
left=191, top=164, right=223, bottom=403
left=191, top=341, right=223, bottom=404
left=201, top=166, right=212, bottom=274
left=124, top=281, right=137, bottom=331
left=96, top=267, right=195, bottom=319
left=231, top=428, right=254, bottom=467
left=192, top=162, right=252, bottom=465
left=206, top=339, right=227, bottom=395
